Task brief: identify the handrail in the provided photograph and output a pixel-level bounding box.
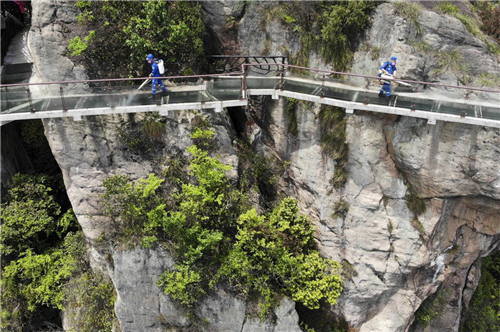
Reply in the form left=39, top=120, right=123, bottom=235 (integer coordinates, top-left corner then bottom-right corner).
left=0, top=71, right=244, bottom=88
left=242, top=63, right=500, bottom=94
left=1, top=62, right=499, bottom=94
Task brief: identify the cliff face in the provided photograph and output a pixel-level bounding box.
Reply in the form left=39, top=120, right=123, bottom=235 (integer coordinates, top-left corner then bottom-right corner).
left=28, top=1, right=500, bottom=331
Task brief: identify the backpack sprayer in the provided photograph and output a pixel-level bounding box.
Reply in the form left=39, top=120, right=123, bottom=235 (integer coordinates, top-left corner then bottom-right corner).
left=138, top=59, right=165, bottom=91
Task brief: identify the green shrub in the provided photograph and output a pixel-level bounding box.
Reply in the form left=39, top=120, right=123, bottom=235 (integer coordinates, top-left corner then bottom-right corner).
left=0, top=174, right=113, bottom=331
left=68, top=31, right=95, bottom=56
left=434, top=1, right=459, bottom=15
left=411, top=218, right=427, bottom=240
left=142, top=113, right=165, bottom=141
left=394, top=2, right=423, bottom=36
left=285, top=98, right=299, bottom=135
left=279, top=2, right=378, bottom=71
left=406, top=189, right=427, bottom=217
left=415, top=289, right=449, bottom=327
left=333, top=198, right=349, bottom=219
left=71, top=1, right=205, bottom=78
left=473, top=2, right=500, bottom=45
left=319, top=106, right=349, bottom=189
left=102, top=128, right=343, bottom=318
left=460, top=253, right=500, bottom=332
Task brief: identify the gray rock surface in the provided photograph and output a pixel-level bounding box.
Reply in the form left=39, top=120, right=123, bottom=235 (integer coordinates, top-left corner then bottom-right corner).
left=29, top=0, right=89, bottom=96
left=26, top=1, right=500, bottom=332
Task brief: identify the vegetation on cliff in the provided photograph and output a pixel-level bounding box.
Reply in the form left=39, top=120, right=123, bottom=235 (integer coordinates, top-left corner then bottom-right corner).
left=272, top=1, right=380, bottom=71
left=1, top=174, right=116, bottom=331
left=460, top=253, right=500, bottom=332
left=101, top=122, right=343, bottom=319
left=70, top=0, right=205, bottom=78
left=1, top=122, right=117, bottom=332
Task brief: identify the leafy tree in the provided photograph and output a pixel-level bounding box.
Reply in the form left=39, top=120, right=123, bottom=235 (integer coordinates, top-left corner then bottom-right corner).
left=1, top=174, right=116, bottom=331
left=102, top=122, right=343, bottom=318
left=123, top=1, right=205, bottom=73
left=460, top=254, right=500, bottom=332
left=1, top=174, right=72, bottom=257
left=0, top=174, right=79, bottom=331
left=70, top=0, right=205, bottom=78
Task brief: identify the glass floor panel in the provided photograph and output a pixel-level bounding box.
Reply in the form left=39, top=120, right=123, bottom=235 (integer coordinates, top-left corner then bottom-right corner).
left=247, top=77, right=280, bottom=89
left=321, top=86, right=358, bottom=102
left=283, top=80, right=321, bottom=95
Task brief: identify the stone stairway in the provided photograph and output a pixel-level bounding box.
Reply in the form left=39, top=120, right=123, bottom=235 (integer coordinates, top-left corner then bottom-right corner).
left=1, top=25, right=33, bottom=84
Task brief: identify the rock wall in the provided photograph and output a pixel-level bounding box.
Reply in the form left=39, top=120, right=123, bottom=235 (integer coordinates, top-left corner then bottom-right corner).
left=25, top=1, right=500, bottom=332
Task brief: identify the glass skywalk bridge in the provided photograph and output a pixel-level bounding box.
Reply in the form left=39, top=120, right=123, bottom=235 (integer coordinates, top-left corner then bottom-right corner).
left=1, top=65, right=499, bottom=128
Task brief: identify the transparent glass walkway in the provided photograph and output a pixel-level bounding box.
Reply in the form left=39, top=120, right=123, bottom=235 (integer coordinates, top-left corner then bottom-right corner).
left=1, top=73, right=499, bottom=128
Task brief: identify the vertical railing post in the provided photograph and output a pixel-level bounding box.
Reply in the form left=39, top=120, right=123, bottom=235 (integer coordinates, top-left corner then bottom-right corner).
left=59, top=86, right=67, bottom=112
left=108, top=82, right=115, bottom=109
left=461, top=91, right=470, bottom=118
left=26, top=87, right=35, bottom=113
left=241, top=63, right=247, bottom=100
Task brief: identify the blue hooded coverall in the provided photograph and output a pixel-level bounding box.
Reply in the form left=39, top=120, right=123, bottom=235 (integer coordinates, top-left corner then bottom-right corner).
left=379, top=61, right=397, bottom=97
left=151, top=59, right=167, bottom=95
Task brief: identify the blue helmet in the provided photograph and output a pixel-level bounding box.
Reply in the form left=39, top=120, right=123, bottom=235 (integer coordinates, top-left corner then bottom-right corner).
left=390, top=56, right=397, bottom=62
left=147, top=54, right=154, bottom=62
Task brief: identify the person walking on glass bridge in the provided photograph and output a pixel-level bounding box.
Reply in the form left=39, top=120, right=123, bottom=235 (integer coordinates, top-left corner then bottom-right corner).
left=378, top=56, right=397, bottom=98
left=147, top=54, right=167, bottom=99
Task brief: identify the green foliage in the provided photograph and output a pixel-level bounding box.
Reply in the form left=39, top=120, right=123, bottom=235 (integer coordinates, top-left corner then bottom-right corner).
left=0, top=174, right=87, bottom=331
left=370, top=46, right=381, bottom=60
left=434, top=1, right=459, bottom=15
left=460, top=253, right=500, bottom=332
left=475, top=72, right=500, bottom=88
left=236, top=139, right=277, bottom=208
left=278, top=2, right=378, bottom=71
left=63, top=232, right=117, bottom=332
left=473, top=1, right=500, bottom=45
left=319, top=106, right=349, bottom=189
left=123, top=1, right=205, bottom=74
left=285, top=97, right=299, bottom=135
left=406, top=189, right=427, bottom=217
left=102, top=174, right=164, bottom=242
left=435, top=6, right=500, bottom=55
left=411, top=218, right=427, bottom=240
left=71, top=1, right=205, bottom=78
left=333, top=198, right=349, bottom=219
left=319, top=1, right=378, bottom=70
left=157, top=265, right=206, bottom=306
left=65, top=271, right=117, bottom=332
left=394, top=2, right=423, bottom=36
left=68, top=31, right=95, bottom=56
left=415, top=289, right=449, bottom=327
left=142, top=113, right=165, bottom=141
left=1, top=174, right=67, bottom=256
left=410, top=39, right=435, bottom=55
left=214, top=199, right=341, bottom=318
left=102, top=124, right=343, bottom=318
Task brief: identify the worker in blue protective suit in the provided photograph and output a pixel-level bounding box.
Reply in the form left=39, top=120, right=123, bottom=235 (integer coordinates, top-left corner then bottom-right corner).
left=378, top=56, right=398, bottom=98
left=147, top=54, right=167, bottom=99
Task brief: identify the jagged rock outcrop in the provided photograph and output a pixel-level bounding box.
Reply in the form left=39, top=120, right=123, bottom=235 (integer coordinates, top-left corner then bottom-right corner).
left=24, top=1, right=500, bottom=331
left=29, top=0, right=88, bottom=95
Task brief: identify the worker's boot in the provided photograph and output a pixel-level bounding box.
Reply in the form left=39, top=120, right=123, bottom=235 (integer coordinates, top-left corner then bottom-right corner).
left=148, top=94, right=155, bottom=100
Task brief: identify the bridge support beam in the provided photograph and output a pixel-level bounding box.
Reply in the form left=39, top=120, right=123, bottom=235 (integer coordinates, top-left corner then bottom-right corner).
left=73, top=115, right=82, bottom=121
left=427, top=118, right=436, bottom=125
left=272, top=90, right=279, bottom=100
left=159, top=110, right=170, bottom=117
left=345, top=107, right=354, bottom=114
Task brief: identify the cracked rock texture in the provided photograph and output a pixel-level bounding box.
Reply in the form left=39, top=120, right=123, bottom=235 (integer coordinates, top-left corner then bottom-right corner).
left=26, top=1, right=500, bottom=331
